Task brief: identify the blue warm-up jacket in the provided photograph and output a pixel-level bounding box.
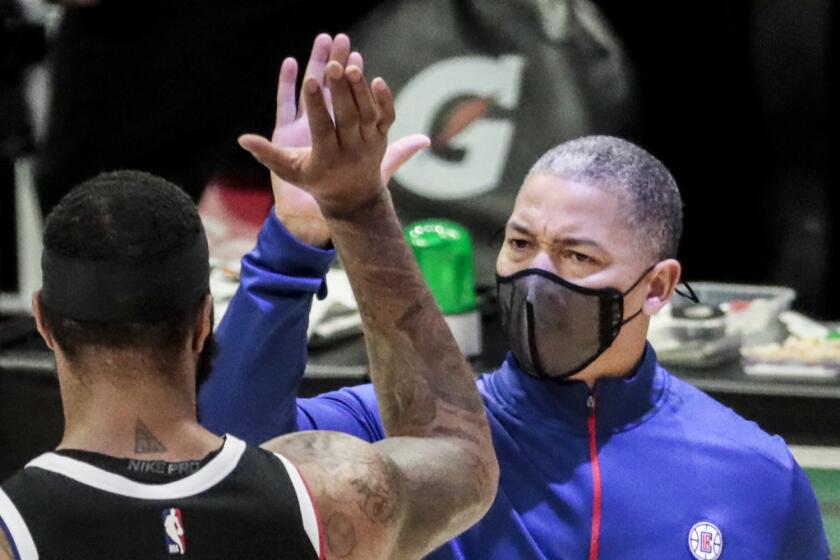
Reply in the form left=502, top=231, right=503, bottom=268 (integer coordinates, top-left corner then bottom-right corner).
left=199, top=212, right=830, bottom=559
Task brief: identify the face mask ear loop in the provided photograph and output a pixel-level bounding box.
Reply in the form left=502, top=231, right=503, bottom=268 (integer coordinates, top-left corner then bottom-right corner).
left=617, top=264, right=657, bottom=327
left=621, top=264, right=658, bottom=296
left=675, top=281, right=700, bottom=303
left=620, top=306, right=645, bottom=326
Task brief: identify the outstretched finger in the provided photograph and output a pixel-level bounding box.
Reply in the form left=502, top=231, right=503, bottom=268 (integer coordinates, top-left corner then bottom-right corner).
left=345, top=65, right=377, bottom=141
left=275, top=57, right=298, bottom=129
left=372, top=77, right=396, bottom=135
left=302, top=76, right=339, bottom=147
left=381, top=134, right=431, bottom=185
left=239, top=134, right=308, bottom=185
left=348, top=51, right=363, bottom=72
left=326, top=61, right=360, bottom=146
left=299, top=33, right=333, bottom=118
left=328, top=33, right=352, bottom=67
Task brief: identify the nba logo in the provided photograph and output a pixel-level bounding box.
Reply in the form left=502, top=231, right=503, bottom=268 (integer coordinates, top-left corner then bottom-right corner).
left=162, top=508, right=186, bottom=555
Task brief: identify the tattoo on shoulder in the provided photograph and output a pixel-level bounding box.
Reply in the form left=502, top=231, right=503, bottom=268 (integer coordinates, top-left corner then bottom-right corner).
left=275, top=432, right=401, bottom=558
left=325, top=511, right=356, bottom=557
left=134, top=420, right=167, bottom=454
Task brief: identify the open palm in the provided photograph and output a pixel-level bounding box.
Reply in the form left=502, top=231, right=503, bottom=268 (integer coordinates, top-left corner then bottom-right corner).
left=265, top=34, right=428, bottom=246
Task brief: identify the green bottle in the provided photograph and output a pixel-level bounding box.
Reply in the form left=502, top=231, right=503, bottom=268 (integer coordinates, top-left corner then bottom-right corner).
left=405, top=219, right=481, bottom=357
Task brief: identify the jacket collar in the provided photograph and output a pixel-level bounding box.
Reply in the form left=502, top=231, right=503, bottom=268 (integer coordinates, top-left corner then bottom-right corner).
left=488, top=343, right=668, bottom=433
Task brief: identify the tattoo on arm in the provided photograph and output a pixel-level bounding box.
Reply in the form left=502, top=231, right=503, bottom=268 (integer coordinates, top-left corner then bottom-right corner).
left=134, top=420, right=167, bottom=454
left=326, top=192, right=486, bottom=434
left=265, top=432, right=402, bottom=560
left=314, top=191, right=499, bottom=555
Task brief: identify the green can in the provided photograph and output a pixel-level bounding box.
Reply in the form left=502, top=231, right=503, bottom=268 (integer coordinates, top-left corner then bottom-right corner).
left=405, top=219, right=477, bottom=315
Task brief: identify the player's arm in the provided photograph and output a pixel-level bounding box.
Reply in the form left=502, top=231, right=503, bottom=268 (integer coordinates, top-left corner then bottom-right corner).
left=265, top=429, right=492, bottom=559
left=249, top=35, right=498, bottom=559
left=0, top=529, right=13, bottom=560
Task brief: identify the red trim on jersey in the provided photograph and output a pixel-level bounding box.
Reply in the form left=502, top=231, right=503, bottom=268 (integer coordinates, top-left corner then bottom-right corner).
left=175, top=508, right=187, bottom=553
left=293, top=464, right=326, bottom=560
left=587, top=398, right=602, bottom=560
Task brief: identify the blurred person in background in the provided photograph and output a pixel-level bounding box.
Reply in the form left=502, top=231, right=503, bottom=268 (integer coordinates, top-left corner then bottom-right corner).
left=34, top=0, right=385, bottom=214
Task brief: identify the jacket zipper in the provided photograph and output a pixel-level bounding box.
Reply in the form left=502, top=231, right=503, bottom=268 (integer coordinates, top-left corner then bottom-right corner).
left=587, top=393, right=602, bottom=560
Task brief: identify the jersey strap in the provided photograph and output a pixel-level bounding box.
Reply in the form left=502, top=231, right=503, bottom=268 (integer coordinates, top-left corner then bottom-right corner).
left=0, top=488, right=38, bottom=560
left=23, top=436, right=246, bottom=500
left=274, top=453, right=324, bottom=560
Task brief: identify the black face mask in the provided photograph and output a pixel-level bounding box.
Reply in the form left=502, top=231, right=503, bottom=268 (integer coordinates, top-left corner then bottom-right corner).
left=496, top=265, right=655, bottom=379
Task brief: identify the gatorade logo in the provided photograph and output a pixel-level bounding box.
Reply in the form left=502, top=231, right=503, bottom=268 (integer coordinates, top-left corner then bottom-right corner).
left=391, top=55, right=526, bottom=200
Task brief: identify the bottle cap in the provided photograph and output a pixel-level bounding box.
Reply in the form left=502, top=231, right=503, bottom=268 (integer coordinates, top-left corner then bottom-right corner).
left=405, top=219, right=476, bottom=315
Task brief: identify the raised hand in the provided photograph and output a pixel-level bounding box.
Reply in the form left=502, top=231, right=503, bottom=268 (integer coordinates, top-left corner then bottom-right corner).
left=267, top=34, right=336, bottom=246
left=253, top=34, right=429, bottom=235
left=254, top=35, right=498, bottom=560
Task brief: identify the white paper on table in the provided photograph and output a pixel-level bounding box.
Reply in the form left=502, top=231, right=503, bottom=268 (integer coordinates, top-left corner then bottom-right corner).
left=307, top=268, right=362, bottom=347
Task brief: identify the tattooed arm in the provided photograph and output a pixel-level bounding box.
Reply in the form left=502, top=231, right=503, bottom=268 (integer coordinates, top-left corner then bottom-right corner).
left=246, top=34, right=498, bottom=559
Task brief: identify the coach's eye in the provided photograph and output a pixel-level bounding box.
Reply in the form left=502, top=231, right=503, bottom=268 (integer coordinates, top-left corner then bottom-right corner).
left=508, top=238, right=531, bottom=251
left=568, top=251, right=594, bottom=264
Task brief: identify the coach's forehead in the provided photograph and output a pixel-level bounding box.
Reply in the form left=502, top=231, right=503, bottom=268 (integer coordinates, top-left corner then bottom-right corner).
left=512, top=172, right=639, bottom=255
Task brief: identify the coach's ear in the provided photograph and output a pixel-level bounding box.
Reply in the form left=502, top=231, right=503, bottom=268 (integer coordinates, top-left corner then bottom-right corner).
left=32, top=291, right=56, bottom=351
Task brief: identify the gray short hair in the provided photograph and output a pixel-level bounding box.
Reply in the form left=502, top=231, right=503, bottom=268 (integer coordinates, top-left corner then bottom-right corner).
left=528, top=135, right=683, bottom=260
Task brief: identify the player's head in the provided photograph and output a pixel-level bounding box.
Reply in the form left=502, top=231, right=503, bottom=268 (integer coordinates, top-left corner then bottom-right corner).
left=496, top=136, right=683, bottom=381
left=33, top=170, right=215, bottom=388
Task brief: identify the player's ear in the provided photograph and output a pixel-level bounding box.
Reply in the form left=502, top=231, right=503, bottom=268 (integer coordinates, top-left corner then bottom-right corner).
left=32, top=290, right=56, bottom=350
left=192, top=294, right=213, bottom=353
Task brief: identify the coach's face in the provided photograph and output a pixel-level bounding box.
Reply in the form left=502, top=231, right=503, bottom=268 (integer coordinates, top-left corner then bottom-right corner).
left=496, top=171, right=680, bottom=382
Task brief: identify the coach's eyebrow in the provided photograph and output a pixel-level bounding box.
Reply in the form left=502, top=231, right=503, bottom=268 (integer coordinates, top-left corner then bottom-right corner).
left=506, top=220, right=533, bottom=236
left=560, top=236, right=604, bottom=250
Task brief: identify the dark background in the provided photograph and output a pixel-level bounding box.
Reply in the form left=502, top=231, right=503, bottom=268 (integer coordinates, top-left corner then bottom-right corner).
left=595, top=0, right=835, bottom=317
left=0, top=0, right=837, bottom=486
left=2, top=0, right=836, bottom=317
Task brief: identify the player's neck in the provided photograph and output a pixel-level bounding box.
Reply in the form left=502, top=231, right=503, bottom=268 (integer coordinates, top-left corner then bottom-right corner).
left=55, top=354, right=222, bottom=461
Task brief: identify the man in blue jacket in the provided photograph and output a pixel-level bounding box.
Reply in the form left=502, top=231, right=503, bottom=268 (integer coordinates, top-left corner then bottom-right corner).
left=200, top=35, right=830, bottom=559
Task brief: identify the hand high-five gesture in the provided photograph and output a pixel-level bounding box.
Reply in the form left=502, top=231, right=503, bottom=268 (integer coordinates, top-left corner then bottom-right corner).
left=263, top=34, right=428, bottom=246
left=240, top=34, right=424, bottom=220
left=251, top=34, right=498, bottom=560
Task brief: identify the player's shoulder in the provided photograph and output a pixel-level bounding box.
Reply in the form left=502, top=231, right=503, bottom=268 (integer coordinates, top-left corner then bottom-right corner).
left=1, top=462, right=53, bottom=500
left=661, top=366, right=796, bottom=473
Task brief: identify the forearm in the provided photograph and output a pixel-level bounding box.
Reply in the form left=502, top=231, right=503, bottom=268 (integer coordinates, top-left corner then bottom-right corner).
left=327, top=190, right=498, bottom=528
left=326, top=189, right=500, bottom=548
left=325, top=190, right=486, bottom=438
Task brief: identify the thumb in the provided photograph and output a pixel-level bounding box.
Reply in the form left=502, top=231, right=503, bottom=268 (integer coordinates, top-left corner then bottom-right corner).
left=380, top=134, right=431, bottom=185
left=239, top=134, right=308, bottom=185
